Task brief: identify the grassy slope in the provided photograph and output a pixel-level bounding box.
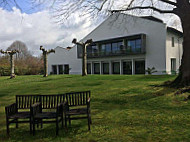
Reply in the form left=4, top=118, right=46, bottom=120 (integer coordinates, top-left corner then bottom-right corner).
left=0, top=75, right=190, bottom=142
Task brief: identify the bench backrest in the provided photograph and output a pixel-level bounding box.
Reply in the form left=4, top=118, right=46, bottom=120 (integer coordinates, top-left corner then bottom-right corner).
left=66, top=91, right=91, bottom=107
left=16, top=94, right=65, bottom=109
left=16, top=95, right=41, bottom=109
left=41, top=95, right=65, bottom=109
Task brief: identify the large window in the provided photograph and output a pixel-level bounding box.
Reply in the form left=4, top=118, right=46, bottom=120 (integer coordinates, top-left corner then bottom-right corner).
left=102, top=43, right=111, bottom=55
left=92, top=45, right=98, bottom=55
left=123, top=61, right=132, bottom=75
left=87, top=46, right=92, bottom=55
left=87, top=63, right=91, bottom=74
left=112, top=62, right=120, bottom=74
left=103, top=63, right=109, bottom=74
left=52, top=65, right=57, bottom=74
left=135, top=61, right=145, bottom=74
left=127, top=39, right=142, bottom=53
left=94, top=63, right=100, bottom=74
left=64, top=64, right=69, bottom=74
left=58, top=65, right=63, bottom=74
left=112, top=41, right=123, bottom=53
left=171, top=58, right=176, bottom=72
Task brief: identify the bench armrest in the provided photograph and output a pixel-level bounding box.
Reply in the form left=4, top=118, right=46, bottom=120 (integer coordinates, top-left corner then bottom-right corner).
left=5, top=103, right=17, bottom=117
left=30, top=102, right=42, bottom=116
left=87, top=98, right=91, bottom=110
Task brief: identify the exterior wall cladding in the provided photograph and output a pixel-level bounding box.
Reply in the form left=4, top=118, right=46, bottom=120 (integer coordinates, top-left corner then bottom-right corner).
left=48, top=14, right=183, bottom=75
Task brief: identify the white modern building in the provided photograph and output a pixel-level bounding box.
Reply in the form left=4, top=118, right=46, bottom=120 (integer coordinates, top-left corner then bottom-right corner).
left=48, top=14, right=183, bottom=75
left=48, top=46, right=82, bottom=75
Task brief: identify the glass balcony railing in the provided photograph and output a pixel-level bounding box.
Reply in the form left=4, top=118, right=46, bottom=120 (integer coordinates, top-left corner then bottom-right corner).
left=87, top=49, right=145, bottom=58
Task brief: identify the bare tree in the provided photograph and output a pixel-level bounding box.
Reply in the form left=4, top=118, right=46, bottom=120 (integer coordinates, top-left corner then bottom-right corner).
left=40, top=46, right=55, bottom=77
left=72, top=38, right=93, bottom=76
left=7, top=41, right=32, bottom=59
left=0, top=49, right=19, bottom=78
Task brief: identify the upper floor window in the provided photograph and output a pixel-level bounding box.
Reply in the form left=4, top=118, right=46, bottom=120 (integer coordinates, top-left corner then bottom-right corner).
left=112, top=41, right=123, bottom=53
left=127, top=38, right=142, bottom=53
left=172, top=37, right=175, bottom=47
left=92, top=45, right=98, bottom=53
left=101, top=43, right=111, bottom=55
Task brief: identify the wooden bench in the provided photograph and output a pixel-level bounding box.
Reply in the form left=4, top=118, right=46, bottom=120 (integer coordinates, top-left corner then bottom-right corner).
left=64, top=91, right=92, bottom=130
left=5, top=94, right=65, bottom=135
left=31, top=102, right=64, bottom=135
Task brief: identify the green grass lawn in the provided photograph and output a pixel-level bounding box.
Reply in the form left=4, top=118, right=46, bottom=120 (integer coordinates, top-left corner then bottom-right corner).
left=0, top=75, right=190, bottom=142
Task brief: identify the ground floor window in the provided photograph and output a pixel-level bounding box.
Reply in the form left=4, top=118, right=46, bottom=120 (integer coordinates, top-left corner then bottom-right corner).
left=87, top=63, right=91, bottom=74
left=171, top=58, right=176, bottom=73
left=52, top=65, right=57, bottom=74
left=123, top=61, right=132, bottom=75
left=135, top=61, right=145, bottom=74
left=64, top=64, right=69, bottom=74
left=58, top=65, right=63, bottom=74
left=94, top=63, right=100, bottom=74
left=103, top=63, right=109, bottom=74
left=112, top=62, right=120, bottom=74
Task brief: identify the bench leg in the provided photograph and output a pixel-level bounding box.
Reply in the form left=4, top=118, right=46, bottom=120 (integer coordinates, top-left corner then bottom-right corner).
left=16, top=119, right=18, bottom=128
left=90, top=115, right=92, bottom=124
left=41, top=119, right=43, bottom=128
left=68, top=115, right=71, bottom=126
left=88, top=114, right=90, bottom=131
left=61, top=115, right=64, bottom=128
left=6, top=118, right=10, bottom=135
left=33, top=120, right=35, bottom=136
left=30, top=118, right=32, bottom=134
left=56, top=118, right=59, bottom=135
left=65, top=114, right=67, bottom=129
left=37, top=119, right=39, bottom=128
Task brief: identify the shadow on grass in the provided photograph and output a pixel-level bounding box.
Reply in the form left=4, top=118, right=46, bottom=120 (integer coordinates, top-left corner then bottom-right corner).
left=0, top=120, right=90, bottom=142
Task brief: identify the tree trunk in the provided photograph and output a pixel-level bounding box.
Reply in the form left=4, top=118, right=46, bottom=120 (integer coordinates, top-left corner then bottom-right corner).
left=172, top=8, right=190, bottom=87
left=43, top=53, right=48, bottom=77
left=10, top=54, right=15, bottom=79
left=82, top=45, right=87, bottom=76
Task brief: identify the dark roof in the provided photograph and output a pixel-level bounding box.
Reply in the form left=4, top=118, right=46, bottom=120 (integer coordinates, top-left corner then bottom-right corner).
left=140, top=16, right=163, bottom=23
left=167, top=27, right=183, bottom=37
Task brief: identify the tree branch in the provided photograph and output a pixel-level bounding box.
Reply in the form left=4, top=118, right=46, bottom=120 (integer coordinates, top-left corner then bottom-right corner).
left=110, top=6, right=175, bottom=14
left=159, top=0, right=177, bottom=6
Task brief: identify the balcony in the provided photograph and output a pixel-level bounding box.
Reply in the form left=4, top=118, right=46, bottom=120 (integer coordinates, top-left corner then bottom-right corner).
left=77, top=34, right=146, bottom=58
left=87, top=48, right=145, bottom=58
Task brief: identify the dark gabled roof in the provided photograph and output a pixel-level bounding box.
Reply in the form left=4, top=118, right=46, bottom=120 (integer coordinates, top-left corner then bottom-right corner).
left=167, top=27, right=183, bottom=37
left=140, top=16, right=163, bottom=23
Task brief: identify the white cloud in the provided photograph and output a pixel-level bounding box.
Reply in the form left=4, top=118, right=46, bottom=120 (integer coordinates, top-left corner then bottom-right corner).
left=0, top=7, right=100, bottom=56
left=0, top=6, right=182, bottom=56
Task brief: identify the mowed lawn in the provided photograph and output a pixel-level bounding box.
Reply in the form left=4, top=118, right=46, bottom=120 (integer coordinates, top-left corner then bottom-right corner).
left=0, top=75, right=190, bottom=142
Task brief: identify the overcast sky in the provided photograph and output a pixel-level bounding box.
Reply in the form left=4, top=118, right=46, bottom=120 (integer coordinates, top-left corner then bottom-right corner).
left=0, top=1, right=181, bottom=56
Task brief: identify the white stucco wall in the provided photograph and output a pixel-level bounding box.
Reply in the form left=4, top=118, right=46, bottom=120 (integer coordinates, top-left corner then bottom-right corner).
left=48, top=46, right=82, bottom=75
left=166, top=31, right=183, bottom=74
left=82, top=14, right=167, bottom=74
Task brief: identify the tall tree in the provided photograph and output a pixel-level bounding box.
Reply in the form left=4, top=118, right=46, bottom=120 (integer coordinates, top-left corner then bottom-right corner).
left=40, top=46, right=55, bottom=77
left=72, top=38, right=93, bottom=76
left=0, top=49, right=19, bottom=78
